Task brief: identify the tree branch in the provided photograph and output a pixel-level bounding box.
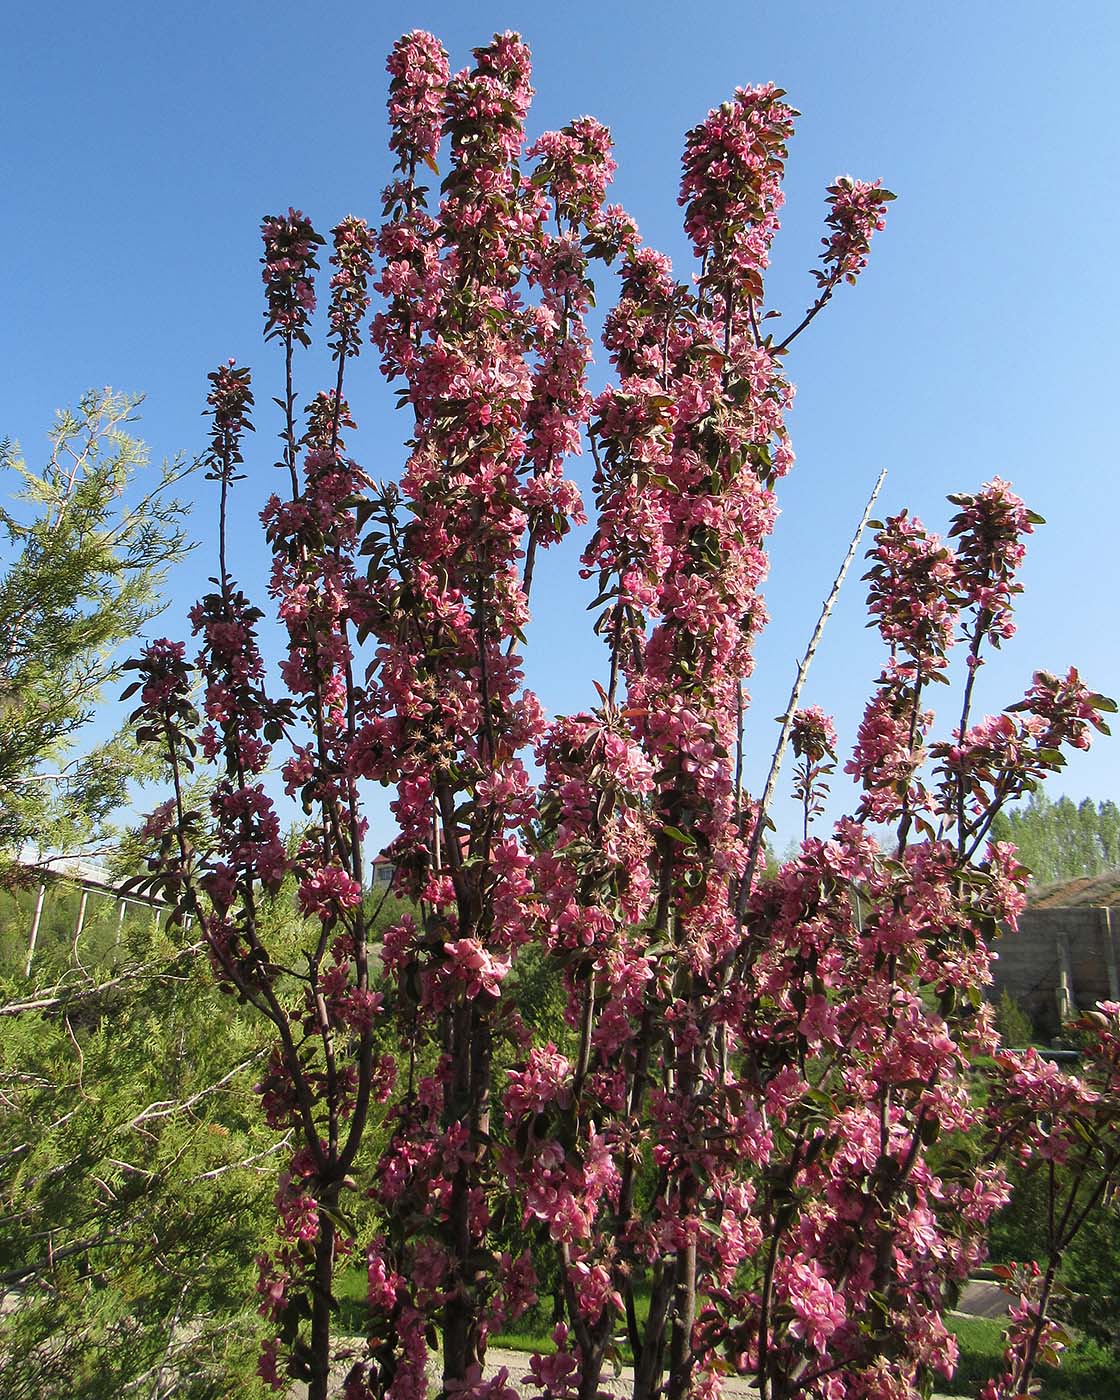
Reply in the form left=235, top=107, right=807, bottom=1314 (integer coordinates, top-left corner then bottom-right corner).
left=743, top=467, right=886, bottom=893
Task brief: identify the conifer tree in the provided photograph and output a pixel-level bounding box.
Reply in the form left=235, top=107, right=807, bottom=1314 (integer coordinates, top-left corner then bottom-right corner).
left=0, top=390, right=192, bottom=860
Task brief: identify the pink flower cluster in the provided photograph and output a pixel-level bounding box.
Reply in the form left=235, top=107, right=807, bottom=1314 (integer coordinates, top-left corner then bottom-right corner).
left=203, top=360, right=254, bottom=480
left=679, top=83, right=796, bottom=286
left=814, top=176, right=895, bottom=287
left=260, top=208, right=324, bottom=347
left=790, top=705, right=837, bottom=762
left=327, top=216, right=375, bottom=361
left=948, top=478, right=1034, bottom=644
left=297, top=864, right=364, bottom=921
left=386, top=30, right=450, bottom=169
left=864, top=511, right=958, bottom=674
left=791, top=705, right=838, bottom=834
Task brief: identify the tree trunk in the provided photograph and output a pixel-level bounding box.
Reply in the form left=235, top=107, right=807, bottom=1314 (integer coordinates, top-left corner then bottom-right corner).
left=666, top=1197, right=698, bottom=1400
left=633, top=1268, right=673, bottom=1400
left=443, top=1002, right=479, bottom=1392
left=308, top=1190, right=338, bottom=1400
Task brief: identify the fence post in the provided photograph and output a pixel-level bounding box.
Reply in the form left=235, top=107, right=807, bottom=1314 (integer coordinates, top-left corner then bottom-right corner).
left=1102, top=906, right=1119, bottom=1002
left=1056, top=931, right=1076, bottom=1023
left=25, top=883, right=47, bottom=978
left=70, top=888, right=89, bottom=962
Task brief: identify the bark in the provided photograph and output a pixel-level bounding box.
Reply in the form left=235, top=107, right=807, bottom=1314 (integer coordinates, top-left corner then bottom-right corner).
left=308, top=1188, right=338, bottom=1400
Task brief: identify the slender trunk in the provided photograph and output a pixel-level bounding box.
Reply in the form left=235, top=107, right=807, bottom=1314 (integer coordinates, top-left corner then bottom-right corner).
left=573, top=974, right=595, bottom=1103
left=308, top=1188, right=338, bottom=1400
left=667, top=966, right=700, bottom=1400
left=756, top=1195, right=784, bottom=1400
left=471, top=1010, right=492, bottom=1140
left=1014, top=1252, right=1061, bottom=1399
left=633, top=1268, right=674, bottom=1400
left=443, top=1002, right=479, bottom=1390
left=559, top=1240, right=610, bottom=1400
left=577, top=1350, right=608, bottom=1400
left=666, top=1169, right=699, bottom=1400
left=619, top=855, right=676, bottom=1400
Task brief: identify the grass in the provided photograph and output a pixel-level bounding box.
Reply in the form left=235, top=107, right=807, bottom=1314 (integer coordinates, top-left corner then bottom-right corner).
left=944, top=1313, right=1120, bottom=1398
left=942, top=1315, right=1005, bottom=1395
left=490, top=1327, right=558, bottom=1355
left=338, top=1270, right=1120, bottom=1397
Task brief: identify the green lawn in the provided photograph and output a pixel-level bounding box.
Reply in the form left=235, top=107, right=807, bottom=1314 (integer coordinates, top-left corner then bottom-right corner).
left=337, top=1271, right=1120, bottom=1397
left=944, top=1313, right=1120, bottom=1398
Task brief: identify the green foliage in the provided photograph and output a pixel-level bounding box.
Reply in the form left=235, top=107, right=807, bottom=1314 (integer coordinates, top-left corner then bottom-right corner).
left=366, top=887, right=420, bottom=943
left=988, top=1162, right=1048, bottom=1267
left=994, top=988, right=1035, bottom=1048
left=502, top=942, right=572, bottom=1052
left=0, top=881, right=158, bottom=983
left=0, top=390, right=192, bottom=857
left=990, top=791, right=1120, bottom=887
left=0, top=917, right=276, bottom=1398
left=1060, top=1202, right=1120, bottom=1356
left=989, top=1154, right=1120, bottom=1367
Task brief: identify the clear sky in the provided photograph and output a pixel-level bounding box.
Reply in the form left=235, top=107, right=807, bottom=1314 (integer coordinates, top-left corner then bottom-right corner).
left=4, top=1, right=1118, bottom=855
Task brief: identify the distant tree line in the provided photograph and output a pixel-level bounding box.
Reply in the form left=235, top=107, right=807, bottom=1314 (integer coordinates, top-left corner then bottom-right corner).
left=990, top=791, right=1120, bottom=886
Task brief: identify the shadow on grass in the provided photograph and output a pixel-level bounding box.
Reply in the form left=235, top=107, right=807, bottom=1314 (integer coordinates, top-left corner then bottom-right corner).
left=944, top=1314, right=1120, bottom=1399
left=337, top=1273, right=1120, bottom=1398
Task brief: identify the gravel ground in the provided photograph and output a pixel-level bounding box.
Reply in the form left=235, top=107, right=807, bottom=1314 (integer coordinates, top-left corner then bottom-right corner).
left=289, top=1344, right=961, bottom=1399
left=288, top=1346, right=761, bottom=1399
left=956, top=1281, right=1011, bottom=1320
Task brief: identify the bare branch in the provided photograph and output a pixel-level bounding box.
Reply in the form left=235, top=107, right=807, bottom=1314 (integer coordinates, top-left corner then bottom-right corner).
left=185, top=1135, right=293, bottom=1184
left=743, top=467, right=886, bottom=891
left=0, top=942, right=204, bottom=1017
left=124, top=1053, right=265, bottom=1130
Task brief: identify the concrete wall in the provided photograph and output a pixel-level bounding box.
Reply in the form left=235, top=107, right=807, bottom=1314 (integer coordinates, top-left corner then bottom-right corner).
left=992, top=906, right=1119, bottom=1038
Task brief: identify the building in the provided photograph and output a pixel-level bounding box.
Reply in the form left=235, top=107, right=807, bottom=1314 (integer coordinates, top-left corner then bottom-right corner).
left=991, top=869, right=1120, bottom=1038
left=370, top=853, right=396, bottom=888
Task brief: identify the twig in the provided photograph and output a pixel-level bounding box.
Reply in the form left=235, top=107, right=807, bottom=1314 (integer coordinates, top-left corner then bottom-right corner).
left=0, top=942, right=205, bottom=1017
left=186, top=1135, right=293, bottom=1183
left=774, top=277, right=840, bottom=355
left=743, top=467, right=886, bottom=891
left=124, top=1052, right=266, bottom=1129
left=152, top=1284, right=191, bottom=1400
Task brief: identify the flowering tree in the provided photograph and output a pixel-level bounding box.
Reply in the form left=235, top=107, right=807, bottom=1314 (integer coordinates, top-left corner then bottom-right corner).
left=127, top=28, right=1116, bottom=1400
left=980, top=1009, right=1120, bottom=1399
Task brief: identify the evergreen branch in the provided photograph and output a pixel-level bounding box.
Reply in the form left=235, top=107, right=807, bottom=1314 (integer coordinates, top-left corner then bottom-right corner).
left=0, top=942, right=204, bottom=1017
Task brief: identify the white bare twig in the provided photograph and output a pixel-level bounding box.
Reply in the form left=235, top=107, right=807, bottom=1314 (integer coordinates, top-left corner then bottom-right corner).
left=124, top=1052, right=265, bottom=1130
left=743, top=467, right=887, bottom=891
left=0, top=942, right=204, bottom=1017
left=185, top=1134, right=293, bottom=1184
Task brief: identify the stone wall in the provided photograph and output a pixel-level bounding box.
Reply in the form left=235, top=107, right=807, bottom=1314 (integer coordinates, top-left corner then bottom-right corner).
left=992, top=905, right=1119, bottom=1039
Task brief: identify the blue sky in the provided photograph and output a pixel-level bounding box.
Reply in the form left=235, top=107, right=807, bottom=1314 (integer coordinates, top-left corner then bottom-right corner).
left=4, top=1, right=1118, bottom=855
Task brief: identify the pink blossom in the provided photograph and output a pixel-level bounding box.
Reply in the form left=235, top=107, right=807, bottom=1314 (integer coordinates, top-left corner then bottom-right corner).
left=778, top=1256, right=847, bottom=1353
left=443, top=938, right=511, bottom=999
left=814, top=176, right=894, bottom=287
left=297, top=865, right=364, bottom=920
left=260, top=209, right=323, bottom=346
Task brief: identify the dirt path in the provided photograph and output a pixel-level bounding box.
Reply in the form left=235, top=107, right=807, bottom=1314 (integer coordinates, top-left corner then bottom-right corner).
left=288, top=1347, right=759, bottom=1399
left=290, top=1344, right=961, bottom=1399
left=957, top=1280, right=1011, bottom=1320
